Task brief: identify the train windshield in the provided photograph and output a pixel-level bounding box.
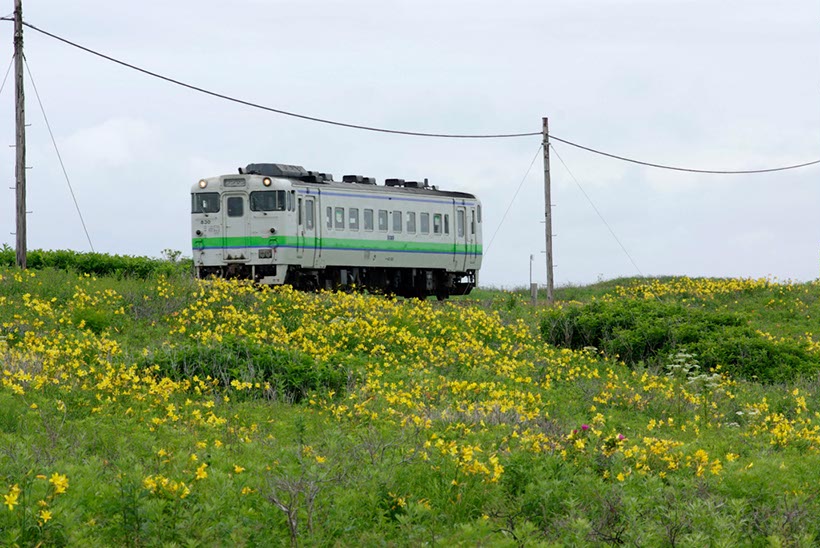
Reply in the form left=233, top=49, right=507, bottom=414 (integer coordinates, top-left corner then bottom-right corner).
left=250, top=191, right=286, bottom=212
left=192, top=192, right=219, bottom=213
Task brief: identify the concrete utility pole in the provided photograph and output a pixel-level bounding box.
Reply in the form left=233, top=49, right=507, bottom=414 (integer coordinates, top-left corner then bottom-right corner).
left=542, top=117, right=554, bottom=305
left=14, top=0, right=27, bottom=269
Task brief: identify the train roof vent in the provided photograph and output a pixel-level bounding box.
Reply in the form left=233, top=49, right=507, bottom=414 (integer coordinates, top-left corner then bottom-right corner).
left=404, top=181, right=421, bottom=188
left=385, top=178, right=405, bottom=187
left=244, top=163, right=307, bottom=178
left=342, top=175, right=378, bottom=185
left=300, top=171, right=334, bottom=183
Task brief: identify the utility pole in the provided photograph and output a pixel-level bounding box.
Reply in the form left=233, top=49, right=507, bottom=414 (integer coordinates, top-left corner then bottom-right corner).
left=14, top=0, right=27, bottom=269
left=542, top=117, right=554, bottom=305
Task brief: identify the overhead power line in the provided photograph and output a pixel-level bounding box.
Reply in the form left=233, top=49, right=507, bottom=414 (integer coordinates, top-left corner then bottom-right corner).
left=21, top=22, right=539, bottom=140
left=550, top=143, right=644, bottom=277
left=485, top=144, right=543, bottom=254
left=550, top=135, right=820, bottom=174
left=16, top=20, right=820, bottom=174
left=0, top=54, right=12, bottom=98
left=23, top=55, right=95, bottom=251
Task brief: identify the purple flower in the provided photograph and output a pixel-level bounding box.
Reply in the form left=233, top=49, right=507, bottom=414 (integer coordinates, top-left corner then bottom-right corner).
left=617, top=434, right=626, bottom=441
left=581, top=424, right=590, bottom=431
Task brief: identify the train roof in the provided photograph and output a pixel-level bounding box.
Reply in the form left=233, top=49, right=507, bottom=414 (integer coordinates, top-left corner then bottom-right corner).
left=241, top=163, right=479, bottom=201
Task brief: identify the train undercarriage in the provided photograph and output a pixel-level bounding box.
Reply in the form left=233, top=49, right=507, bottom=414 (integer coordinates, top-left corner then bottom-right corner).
left=195, top=264, right=475, bottom=300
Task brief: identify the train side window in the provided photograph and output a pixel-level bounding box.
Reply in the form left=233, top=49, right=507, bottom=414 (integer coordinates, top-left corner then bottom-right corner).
left=420, top=213, right=430, bottom=234
left=457, top=210, right=465, bottom=237
left=306, top=201, right=314, bottom=229
left=378, top=210, right=388, bottom=231
left=364, top=209, right=374, bottom=231
left=444, top=214, right=450, bottom=235
left=407, top=212, right=416, bottom=234
left=326, top=207, right=333, bottom=230
left=287, top=192, right=294, bottom=211
left=477, top=204, right=482, bottom=223
left=471, top=210, right=475, bottom=235
left=227, top=196, right=244, bottom=217
left=335, top=207, right=345, bottom=229
left=192, top=192, right=219, bottom=213
left=392, top=211, right=402, bottom=233
left=298, top=198, right=303, bottom=225
left=349, top=208, right=360, bottom=230
left=433, top=214, right=442, bottom=235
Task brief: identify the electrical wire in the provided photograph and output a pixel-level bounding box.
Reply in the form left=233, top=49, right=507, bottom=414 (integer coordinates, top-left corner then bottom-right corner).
left=21, top=22, right=539, bottom=140
left=0, top=54, right=12, bottom=98
left=23, top=55, right=95, bottom=252
left=549, top=134, right=820, bottom=174
left=484, top=144, right=543, bottom=255
left=550, top=143, right=644, bottom=277
left=17, top=21, right=820, bottom=173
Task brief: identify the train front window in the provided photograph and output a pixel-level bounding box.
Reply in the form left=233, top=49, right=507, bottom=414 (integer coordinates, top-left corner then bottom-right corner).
left=250, top=191, right=286, bottom=212
left=227, top=197, right=244, bottom=217
left=192, top=192, right=219, bottom=213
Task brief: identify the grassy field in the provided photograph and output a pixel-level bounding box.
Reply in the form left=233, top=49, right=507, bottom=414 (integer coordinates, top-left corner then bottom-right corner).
left=1, top=265, right=820, bottom=546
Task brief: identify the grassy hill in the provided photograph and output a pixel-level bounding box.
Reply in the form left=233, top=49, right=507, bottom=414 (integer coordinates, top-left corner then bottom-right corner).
left=1, top=265, right=819, bottom=545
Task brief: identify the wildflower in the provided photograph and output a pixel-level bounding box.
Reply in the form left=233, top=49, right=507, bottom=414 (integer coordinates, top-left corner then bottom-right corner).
left=49, top=473, right=69, bottom=495
left=4, top=485, right=20, bottom=510
left=233, top=465, right=245, bottom=474
left=195, top=463, right=208, bottom=480
left=39, top=509, right=52, bottom=523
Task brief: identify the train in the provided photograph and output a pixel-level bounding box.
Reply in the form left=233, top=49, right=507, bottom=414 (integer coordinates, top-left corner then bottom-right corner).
left=191, top=163, right=482, bottom=299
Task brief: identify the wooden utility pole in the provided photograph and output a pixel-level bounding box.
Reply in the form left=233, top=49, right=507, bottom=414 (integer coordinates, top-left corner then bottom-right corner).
left=14, top=0, right=27, bottom=269
left=542, top=117, right=554, bottom=305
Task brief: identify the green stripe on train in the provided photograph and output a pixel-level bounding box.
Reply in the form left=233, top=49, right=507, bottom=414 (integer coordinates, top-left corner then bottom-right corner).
left=191, top=236, right=483, bottom=255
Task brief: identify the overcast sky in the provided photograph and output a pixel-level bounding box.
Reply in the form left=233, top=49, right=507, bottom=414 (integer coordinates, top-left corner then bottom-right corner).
left=1, top=0, right=818, bottom=287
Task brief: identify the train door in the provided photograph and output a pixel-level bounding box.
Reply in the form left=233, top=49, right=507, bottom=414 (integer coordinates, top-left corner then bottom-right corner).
left=455, top=205, right=467, bottom=271
left=222, top=193, right=249, bottom=261
left=467, top=206, right=478, bottom=267
left=304, top=197, right=316, bottom=265
left=296, top=197, right=304, bottom=259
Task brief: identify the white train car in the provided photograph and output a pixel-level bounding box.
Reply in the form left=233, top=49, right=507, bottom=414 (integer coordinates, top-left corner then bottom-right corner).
left=191, top=163, right=482, bottom=298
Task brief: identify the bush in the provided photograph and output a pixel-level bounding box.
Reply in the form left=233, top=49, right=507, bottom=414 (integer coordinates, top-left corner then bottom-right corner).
left=147, top=340, right=346, bottom=402
left=0, top=245, right=192, bottom=279
left=540, top=299, right=820, bottom=383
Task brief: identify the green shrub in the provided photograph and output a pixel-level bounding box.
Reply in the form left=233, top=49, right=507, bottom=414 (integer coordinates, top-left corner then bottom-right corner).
left=540, top=298, right=820, bottom=383
left=147, top=340, right=346, bottom=402
left=0, top=245, right=192, bottom=279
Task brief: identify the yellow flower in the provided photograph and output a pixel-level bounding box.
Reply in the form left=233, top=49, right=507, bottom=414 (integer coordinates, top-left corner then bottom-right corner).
left=39, top=509, right=52, bottom=523
left=4, top=485, right=20, bottom=510
left=233, top=465, right=245, bottom=474
left=49, top=473, right=69, bottom=495
left=195, top=463, right=208, bottom=480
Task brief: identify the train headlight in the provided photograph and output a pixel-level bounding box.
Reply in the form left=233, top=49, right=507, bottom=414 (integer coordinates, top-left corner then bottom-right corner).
left=198, top=179, right=207, bottom=188
left=263, top=177, right=272, bottom=187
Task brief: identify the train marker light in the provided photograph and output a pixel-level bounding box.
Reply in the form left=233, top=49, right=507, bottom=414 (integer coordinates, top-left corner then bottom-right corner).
left=198, top=180, right=207, bottom=188
left=263, top=177, right=272, bottom=186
